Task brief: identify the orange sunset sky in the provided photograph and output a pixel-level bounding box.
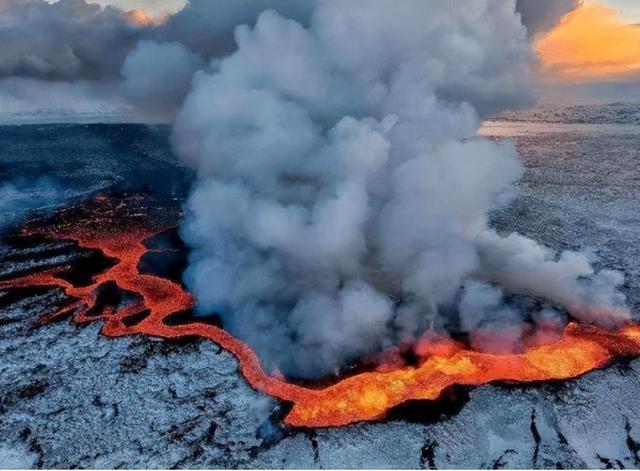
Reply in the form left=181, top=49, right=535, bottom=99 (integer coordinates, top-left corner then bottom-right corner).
left=535, top=0, right=640, bottom=83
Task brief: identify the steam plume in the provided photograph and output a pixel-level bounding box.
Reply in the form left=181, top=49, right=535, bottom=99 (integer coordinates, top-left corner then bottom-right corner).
left=172, top=0, right=627, bottom=378
left=121, top=40, right=204, bottom=120
left=0, top=0, right=617, bottom=378
left=0, top=178, right=62, bottom=232
left=515, top=0, right=582, bottom=35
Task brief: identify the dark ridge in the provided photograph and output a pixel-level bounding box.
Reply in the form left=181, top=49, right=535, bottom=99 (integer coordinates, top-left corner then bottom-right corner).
left=120, top=336, right=205, bottom=374
left=160, top=336, right=203, bottom=348
left=120, top=353, right=149, bottom=373
left=204, top=422, right=218, bottom=446
left=254, top=403, right=293, bottom=451
left=492, top=449, right=516, bottom=469
left=530, top=409, right=541, bottom=466
left=595, top=454, right=624, bottom=469
left=401, top=348, right=422, bottom=367
left=16, top=379, right=49, bottom=400
left=139, top=228, right=189, bottom=284
left=19, top=427, right=31, bottom=441
left=305, top=430, right=320, bottom=464
left=84, top=281, right=142, bottom=318
left=138, top=247, right=188, bottom=285
left=0, top=286, right=57, bottom=310
left=420, top=440, right=438, bottom=469
left=0, top=317, right=21, bottom=327
left=625, top=417, right=640, bottom=465
left=28, top=439, right=44, bottom=469
left=0, top=233, right=52, bottom=249
left=92, top=281, right=123, bottom=308
left=384, top=385, right=471, bottom=424
left=55, top=250, right=118, bottom=287
left=163, top=309, right=223, bottom=328
left=143, top=227, right=185, bottom=251
left=122, top=309, right=151, bottom=328
left=282, top=361, right=369, bottom=389
left=556, top=430, right=569, bottom=446
left=0, top=239, right=75, bottom=264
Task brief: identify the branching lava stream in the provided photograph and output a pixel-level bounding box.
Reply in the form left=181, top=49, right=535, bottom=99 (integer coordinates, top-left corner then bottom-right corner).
left=2, top=196, right=640, bottom=428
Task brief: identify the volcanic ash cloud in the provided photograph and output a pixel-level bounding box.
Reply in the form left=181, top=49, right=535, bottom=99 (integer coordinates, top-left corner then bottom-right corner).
left=172, top=0, right=628, bottom=378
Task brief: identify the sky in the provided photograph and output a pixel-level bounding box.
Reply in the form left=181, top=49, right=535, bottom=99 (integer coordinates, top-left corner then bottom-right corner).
left=56, top=0, right=640, bottom=23
left=604, top=0, right=640, bottom=22
left=535, top=0, right=640, bottom=82
left=15, top=0, right=640, bottom=123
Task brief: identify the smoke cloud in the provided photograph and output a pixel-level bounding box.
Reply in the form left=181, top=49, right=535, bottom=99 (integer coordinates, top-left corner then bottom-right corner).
left=515, top=0, right=582, bottom=35
left=120, top=40, right=204, bottom=120
left=0, top=0, right=149, bottom=80
left=0, top=178, right=63, bottom=232
left=155, top=0, right=314, bottom=58
left=0, top=0, right=582, bottom=120
left=0, top=0, right=318, bottom=118
left=172, top=0, right=627, bottom=379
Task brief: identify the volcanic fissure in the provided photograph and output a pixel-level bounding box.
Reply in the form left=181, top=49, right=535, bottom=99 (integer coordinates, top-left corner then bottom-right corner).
left=2, top=195, right=640, bottom=428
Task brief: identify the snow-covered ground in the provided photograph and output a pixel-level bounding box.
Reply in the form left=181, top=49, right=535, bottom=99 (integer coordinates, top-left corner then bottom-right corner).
left=1, top=113, right=640, bottom=468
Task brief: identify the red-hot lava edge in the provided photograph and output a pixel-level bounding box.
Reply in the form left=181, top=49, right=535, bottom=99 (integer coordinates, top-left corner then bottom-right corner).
left=2, top=196, right=640, bottom=428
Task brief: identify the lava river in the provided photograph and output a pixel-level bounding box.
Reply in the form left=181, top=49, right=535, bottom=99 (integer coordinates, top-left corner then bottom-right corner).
left=1, top=196, right=640, bottom=428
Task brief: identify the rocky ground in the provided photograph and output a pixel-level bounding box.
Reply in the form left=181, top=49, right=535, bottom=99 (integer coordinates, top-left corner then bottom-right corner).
left=3, top=296, right=640, bottom=469
left=1, top=121, right=640, bottom=468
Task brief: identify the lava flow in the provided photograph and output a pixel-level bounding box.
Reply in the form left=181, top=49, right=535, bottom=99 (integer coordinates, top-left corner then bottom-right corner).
left=2, top=196, right=640, bottom=428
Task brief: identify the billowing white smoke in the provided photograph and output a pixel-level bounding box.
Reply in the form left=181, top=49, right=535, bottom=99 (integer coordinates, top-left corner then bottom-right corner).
left=172, top=0, right=627, bottom=378
left=121, top=41, right=204, bottom=120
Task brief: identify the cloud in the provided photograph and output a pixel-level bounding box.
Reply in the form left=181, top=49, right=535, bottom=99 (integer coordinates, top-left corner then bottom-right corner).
left=0, top=177, right=64, bottom=232
left=121, top=40, right=204, bottom=120
left=155, top=0, right=314, bottom=58
left=0, top=0, right=317, bottom=119
left=0, top=0, right=149, bottom=80
left=0, top=0, right=587, bottom=120
left=54, top=0, right=187, bottom=18
left=515, top=0, right=582, bottom=35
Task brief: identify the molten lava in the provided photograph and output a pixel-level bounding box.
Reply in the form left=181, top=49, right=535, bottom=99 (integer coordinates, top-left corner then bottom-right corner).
left=2, top=196, right=640, bottom=428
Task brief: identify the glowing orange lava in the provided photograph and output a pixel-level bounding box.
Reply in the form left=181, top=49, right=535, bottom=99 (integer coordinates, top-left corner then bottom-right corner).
left=2, top=196, right=640, bottom=428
